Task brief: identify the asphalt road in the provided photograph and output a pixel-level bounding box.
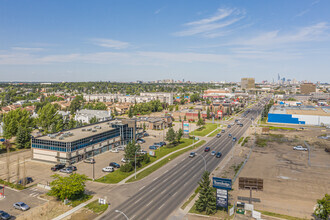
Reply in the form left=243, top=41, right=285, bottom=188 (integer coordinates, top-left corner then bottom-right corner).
left=102, top=99, right=268, bottom=220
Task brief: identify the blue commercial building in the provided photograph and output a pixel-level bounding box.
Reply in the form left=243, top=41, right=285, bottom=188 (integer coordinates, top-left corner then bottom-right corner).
left=32, top=119, right=137, bottom=164
left=268, top=106, right=330, bottom=126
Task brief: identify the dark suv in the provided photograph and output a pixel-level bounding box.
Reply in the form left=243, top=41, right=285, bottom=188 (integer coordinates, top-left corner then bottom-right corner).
left=204, top=147, right=210, bottom=152
left=18, top=177, right=33, bottom=185
left=51, top=164, right=65, bottom=171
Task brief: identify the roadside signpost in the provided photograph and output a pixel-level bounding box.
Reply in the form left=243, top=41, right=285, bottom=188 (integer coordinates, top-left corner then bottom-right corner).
left=238, top=177, right=263, bottom=204
left=212, top=177, right=232, bottom=210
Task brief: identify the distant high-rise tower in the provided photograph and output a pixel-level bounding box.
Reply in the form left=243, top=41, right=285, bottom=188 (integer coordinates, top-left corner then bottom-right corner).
left=278, top=74, right=280, bottom=81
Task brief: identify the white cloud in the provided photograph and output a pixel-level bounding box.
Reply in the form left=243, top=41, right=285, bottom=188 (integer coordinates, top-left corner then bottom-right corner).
left=91, top=38, right=130, bottom=49
left=174, top=8, right=245, bottom=38
left=231, top=22, right=330, bottom=47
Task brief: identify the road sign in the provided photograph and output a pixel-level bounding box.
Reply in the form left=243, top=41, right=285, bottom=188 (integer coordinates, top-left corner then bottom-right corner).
left=216, top=189, right=228, bottom=208
left=98, top=198, right=107, bottom=205
left=252, top=210, right=261, bottom=219
left=229, top=206, right=234, bottom=216
left=213, top=177, right=232, bottom=190
left=182, top=121, right=189, bottom=134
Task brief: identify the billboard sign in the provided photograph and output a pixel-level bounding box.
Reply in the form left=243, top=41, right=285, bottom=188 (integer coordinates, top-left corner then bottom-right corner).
left=213, top=177, right=232, bottom=190
left=238, top=177, right=263, bottom=191
left=182, top=121, right=189, bottom=134
left=216, top=189, right=228, bottom=208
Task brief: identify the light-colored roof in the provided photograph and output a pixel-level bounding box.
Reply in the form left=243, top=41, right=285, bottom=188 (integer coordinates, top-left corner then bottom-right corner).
left=269, top=106, right=330, bottom=116
left=36, top=120, right=117, bottom=142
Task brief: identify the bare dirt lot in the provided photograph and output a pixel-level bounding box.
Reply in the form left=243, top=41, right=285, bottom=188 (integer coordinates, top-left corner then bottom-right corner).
left=233, top=128, right=330, bottom=219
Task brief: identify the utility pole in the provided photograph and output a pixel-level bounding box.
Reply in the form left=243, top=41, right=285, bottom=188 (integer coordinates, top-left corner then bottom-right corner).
left=4, top=140, right=11, bottom=183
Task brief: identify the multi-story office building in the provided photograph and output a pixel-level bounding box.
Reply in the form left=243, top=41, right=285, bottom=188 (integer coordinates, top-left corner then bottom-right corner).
left=31, top=119, right=136, bottom=164
left=241, top=78, right=255, bottom=89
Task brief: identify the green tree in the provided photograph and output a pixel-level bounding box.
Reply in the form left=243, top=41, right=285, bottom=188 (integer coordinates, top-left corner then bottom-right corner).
left=198, top=111, right=201, bottom=120
left=68, top=118, right=77, bottom=129
left=15, top=126, right=31, bottom=149
left=113, top=107, right=118, bottom=116
left=49, top=173, right=88, bottom=201
left=3, top=108, right=34, bottom=139
left=197, top=118, right=205, bottom=127
left=314, top=194, right=330, bottom=220
left=166, top=127, right=176, bottom=143
left=124, top=140, right=141, bottom=162
left=184, top=115, right=187, bottom=121
left=89, top=116, right=98, bottom=124
left=69, top=95, right=83, bottom=114
left=175, top=105, right=179, bottom=111
left=128, top=106, right=133, bottom=118
left=206, top=107, right=210, bottom=119
left=169, top=105, right=174, bottom=112
left=37, top=103, right=63, bottom=133
left=176, top=128, right=183, bottom=143
left=195, top=171, right=217, bottom=215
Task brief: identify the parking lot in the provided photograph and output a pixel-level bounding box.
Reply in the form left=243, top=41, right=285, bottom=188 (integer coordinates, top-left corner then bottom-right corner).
left=0, top=186, right=47, bottom=218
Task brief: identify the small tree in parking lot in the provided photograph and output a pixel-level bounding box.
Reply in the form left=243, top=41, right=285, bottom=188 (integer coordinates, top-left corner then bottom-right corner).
left=49, top=173, right=88, bottom=201
left=166, top=127, right=176, bottom=143
left=124, top=140, right=141, bottom=161
left=314, top=194, right=330, bottom=220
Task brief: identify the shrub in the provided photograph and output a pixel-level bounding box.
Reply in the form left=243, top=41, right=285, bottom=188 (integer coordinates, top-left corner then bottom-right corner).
left=120, top=163, right=134, bottom=172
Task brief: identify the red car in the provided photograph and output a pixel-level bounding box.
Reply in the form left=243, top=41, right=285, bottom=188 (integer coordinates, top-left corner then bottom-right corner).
left=204, top=147, right=210, bottom=152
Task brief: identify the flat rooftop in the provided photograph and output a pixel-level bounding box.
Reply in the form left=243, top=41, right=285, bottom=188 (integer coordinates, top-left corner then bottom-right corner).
left=36, top=120, right=121, bottom=142
left=269, top=105, right=330, bottom=116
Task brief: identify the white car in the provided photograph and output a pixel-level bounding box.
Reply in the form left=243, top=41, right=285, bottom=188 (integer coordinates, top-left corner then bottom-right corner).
left=121, top=158, right=130, bottom=163
left=293, top=146, right=308, bottom=151
left=102, top=166, right=114, bottom=172
left=110, top=148, right=119, bottom=153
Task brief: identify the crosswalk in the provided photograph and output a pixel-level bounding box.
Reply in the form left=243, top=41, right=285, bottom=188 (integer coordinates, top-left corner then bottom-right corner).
left=27, top=187, right=43, bottom=197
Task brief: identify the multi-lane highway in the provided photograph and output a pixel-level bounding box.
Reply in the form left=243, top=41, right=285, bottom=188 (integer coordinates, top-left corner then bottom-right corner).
left=102, top=99, right=268, bottom=220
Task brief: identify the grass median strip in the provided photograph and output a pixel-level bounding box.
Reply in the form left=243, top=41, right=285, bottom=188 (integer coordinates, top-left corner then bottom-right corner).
left=96, top=139, right=194, bottom=184
left=126, top=140, right=206, bottom=183
left=190, top=123, right=218, bottom=136
left=256, top=210, right=307, bottom=220
left=86, top=199, right=109, bottom=215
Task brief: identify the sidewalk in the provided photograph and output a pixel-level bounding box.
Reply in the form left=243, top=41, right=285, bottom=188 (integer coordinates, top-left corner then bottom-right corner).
left=52, top=198, right=96, bottom=220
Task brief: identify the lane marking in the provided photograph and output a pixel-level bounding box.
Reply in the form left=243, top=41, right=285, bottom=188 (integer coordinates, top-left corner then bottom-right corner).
left=158, top=202, right=166, bottom=210
left=164, top=169, right=169, bottom=174
left=146, top=200, right=153, bottom=207
left=153, top=177, right=158, bottom=181
left=139, top=186, right=145, bottom=191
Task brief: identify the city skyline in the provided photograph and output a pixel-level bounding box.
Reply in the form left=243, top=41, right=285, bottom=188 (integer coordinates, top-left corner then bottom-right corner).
left=0, top=0, right=329, bottom=82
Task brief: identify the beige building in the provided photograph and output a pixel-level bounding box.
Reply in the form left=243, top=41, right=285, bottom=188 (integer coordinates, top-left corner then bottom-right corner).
left=300, top=83, right=316, bottom=94
left=241, top=78, right=255, bottom=89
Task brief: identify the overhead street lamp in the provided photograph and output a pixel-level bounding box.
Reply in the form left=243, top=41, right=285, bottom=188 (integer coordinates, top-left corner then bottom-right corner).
left=134, top=148, right=139, bottom=179
left=115, top=210, right=129, bottom=220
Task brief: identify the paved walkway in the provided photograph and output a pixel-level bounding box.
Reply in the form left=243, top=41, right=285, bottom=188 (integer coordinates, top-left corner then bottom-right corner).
left=52, top=198, right=96, bottom=220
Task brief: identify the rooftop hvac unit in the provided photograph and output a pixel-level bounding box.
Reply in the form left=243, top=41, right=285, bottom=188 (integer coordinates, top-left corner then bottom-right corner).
left=92, top=130, right=97, bottom=132
left=87, top=128, right=92, bottom=131
left=82, top=129, right=86, bottom=131
left=59, top=137, right=64, bottom=140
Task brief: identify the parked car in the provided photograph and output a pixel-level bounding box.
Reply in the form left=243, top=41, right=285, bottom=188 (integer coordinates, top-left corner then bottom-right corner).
left=143, top=133, right=149, bottom=137
left=13, top=202, right=30, bottom=211
left=233, top=137, right=237, bottom=142
left=18, top=177, right=33, bottom=185
left=228, top=125, right=231, bottom=128
left=228, top=134, right=232, bottom=138
left=221, top=129, right=225, bottom=133
left=84, top=158, right=95, bottom=164
left=110, top=148, right=119, bottom=153
left=138, top=150, right=148, bottom=155
left=216, top=133, right=221, bottom=138
left=60, top=168, right=73, bottom=174
left=211, top=151, right=216, bottom=156
left=66, top=165, right=77, bottom=171
left=235, top=119, right=238, bottom=123
left=121, top=158, right=130, bottom=163
left=293, top=146, right=308, bottom=151
left=204, top=147, right=210, bottom=152
left=51, top=164, right=65, bottom=171
left=239, top=123, right=243, bottom=127
left=0, top=211, right=11, bottom=220
left=102, top=166, right=115, bottom=172
left=154, top=142, right=162, bottom=147
left=137, top=139, right=145, bottom=144
left=159, top=141, right=166, bottom=146
left=149, top=145, right=157, bottom=150
left=109, top=162, right=120, bottom=168
left=216, top=152, right=222, bottom=158
left=189, top=152, right=196, bottom=158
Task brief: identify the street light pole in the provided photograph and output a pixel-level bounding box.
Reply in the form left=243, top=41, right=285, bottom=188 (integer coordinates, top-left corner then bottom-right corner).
left=92, top=150, right=95, bottom=181
left=115, top=210, right=129, bottom=220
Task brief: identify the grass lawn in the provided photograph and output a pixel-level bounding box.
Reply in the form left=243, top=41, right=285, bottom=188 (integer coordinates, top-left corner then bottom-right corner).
left=190, top=123, right=218, bottom=136
left=70, top=194, right=93, bottom=207
left=126, top=140, right=206, bottom=183
left=96, top=139, right=194, bottom=184
left=86, top=199, right=108, bottom=215
left=181, top=186, right=200, bottom=210
left=0, top=178, right=25, bottom=190
left=189, top=204, right=230, bottom=219
left=256, top=210, right=308, bottom=220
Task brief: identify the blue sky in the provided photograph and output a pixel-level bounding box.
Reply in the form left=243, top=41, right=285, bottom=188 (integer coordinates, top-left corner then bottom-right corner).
left=0, top=0, right=329, bottom=82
